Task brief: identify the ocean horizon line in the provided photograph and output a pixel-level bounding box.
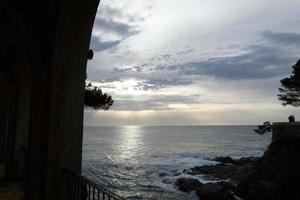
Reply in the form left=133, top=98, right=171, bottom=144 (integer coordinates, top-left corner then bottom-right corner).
left=84, top=124, right=258, bottom=127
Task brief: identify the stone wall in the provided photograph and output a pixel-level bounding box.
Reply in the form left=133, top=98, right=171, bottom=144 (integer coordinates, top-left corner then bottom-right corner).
left=272, top=122, right=300, bottom=142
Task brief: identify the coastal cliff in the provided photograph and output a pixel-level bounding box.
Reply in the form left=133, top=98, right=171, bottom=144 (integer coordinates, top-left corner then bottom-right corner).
left=175, top=123, right=300, bottom=200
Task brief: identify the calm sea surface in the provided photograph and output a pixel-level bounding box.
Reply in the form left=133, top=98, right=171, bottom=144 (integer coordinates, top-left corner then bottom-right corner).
left=82, top=126, right=271, bottom=200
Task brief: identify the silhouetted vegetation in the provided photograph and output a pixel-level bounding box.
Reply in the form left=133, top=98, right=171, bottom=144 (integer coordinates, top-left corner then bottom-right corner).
left=278, top=60, right=300, bottom=107
left=85, top=83, right=113, bottom=110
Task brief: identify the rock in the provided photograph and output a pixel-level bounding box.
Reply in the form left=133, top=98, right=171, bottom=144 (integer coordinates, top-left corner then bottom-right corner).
left=196, top=182, right=235, bottom=200
left=162, top=178, right=173, bottom=184
left=218, top=181, right=235, bottom=191
left=179, top=138, right=300, bottom=199
left=175, top=178, right=203, bottom=193
left=236, top=139, right=300, bottom=200
left=189, top=158, right=257, bottom=185
left=158, top=172, right=167, bottom=177
left=233, top=157, right=259, bottom=165
left=213, top=156, right=259, bottom=165
left=238, top=179, right=279, bottom=200
left=190, top=164, right=236, bottom=176
left=213, top=156, right=235, bottom=164
left=190, top=164, right=238, bottom=184
left=175, top=178, right=236, bottom=200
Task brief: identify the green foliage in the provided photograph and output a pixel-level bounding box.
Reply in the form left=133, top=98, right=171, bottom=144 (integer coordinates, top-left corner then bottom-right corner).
left=84, top=83, right=113, bottom=110
left=278, top=60, right=300, bottom=107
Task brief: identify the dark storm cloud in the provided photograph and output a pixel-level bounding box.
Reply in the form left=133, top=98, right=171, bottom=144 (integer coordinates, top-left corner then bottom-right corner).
left=263, top=31, right=300, bottom=47
left=112, top=94, right=201, bottom=111
left=90, top=35, right=121, bottom=52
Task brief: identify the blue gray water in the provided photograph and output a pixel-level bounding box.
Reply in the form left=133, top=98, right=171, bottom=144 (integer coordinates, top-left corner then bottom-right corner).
left=82, top=126, right=271, bottom=200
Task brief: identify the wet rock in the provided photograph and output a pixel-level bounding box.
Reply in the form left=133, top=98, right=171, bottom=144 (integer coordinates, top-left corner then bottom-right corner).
left=175, top=178, right=203, bottom=193
left=196, top=182, right=235, bottom=200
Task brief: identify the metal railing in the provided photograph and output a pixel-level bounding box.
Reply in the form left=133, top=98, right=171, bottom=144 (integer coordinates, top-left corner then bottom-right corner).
left=63, top=169, right=126, bottom=200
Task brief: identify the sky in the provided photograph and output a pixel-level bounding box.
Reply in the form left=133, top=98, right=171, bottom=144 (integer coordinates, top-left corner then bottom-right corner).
left=84, top=0, right=300, bottom=126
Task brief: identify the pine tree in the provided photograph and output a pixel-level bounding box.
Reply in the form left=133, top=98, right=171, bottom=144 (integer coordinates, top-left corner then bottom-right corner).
left=85, top=83, right=113, bottom=110
left=278, top=60, right=300, bottom=107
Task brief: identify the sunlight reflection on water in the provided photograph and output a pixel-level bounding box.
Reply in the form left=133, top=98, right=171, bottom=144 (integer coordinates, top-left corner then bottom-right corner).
left=118, top=126, right=144, bottom=164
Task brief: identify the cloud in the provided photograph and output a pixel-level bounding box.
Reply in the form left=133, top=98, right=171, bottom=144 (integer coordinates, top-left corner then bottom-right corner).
left=89, top=30, right=300, bottom=113
left=95, top=77, right=194, bottom=91
left=112, top=94, right=201, bottom=111
left=129, top=78, right=193, bottom=91
left=99, top=4, right=147, bottom=23
left=103, top=35, right=298, bottom=99
left=94, top=18, right=140, bottom=37
left=109, top=31, right=299, bottom=84
left=86, top=0, right=300, bottom=125
left=109, top=43, right=297, bottom=91
left=113, top=65, right=145, bottom=73
left=98, top=4, right=125, bottom=19
left=90, top=35, right=121, bottom=52
left=84, top=104, right=300, bottom=126
left=91, top=18, right=139, bottom=52
left=176, top=48, right=195, bottom=55
left=90, top=4, right=147, bottom=52
left=91, top=16, right=140, bottom=52
left=163, top=43, right=297, bottom=80
left=263, top=31, right=300, bottom=47
left=144, top=78, right=194, bottom=89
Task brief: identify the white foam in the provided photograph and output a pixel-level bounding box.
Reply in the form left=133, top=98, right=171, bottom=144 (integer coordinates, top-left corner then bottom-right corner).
left=148, top=154, right=218, bottom=169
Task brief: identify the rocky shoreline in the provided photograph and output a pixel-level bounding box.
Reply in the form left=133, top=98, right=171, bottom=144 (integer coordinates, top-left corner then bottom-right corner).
left=175, top=138, right=300, bottom=200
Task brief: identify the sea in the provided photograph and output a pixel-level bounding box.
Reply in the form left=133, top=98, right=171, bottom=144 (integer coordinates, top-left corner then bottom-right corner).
left=82, top=126, right=272, bottom=200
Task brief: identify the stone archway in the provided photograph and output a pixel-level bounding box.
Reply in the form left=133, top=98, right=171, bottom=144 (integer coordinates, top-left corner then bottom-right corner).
left=1, top=1, right=101, bottom=199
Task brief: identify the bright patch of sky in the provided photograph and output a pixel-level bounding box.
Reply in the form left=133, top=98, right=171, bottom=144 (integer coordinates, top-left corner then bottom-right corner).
left=85, top=0, right=300, bottom=125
